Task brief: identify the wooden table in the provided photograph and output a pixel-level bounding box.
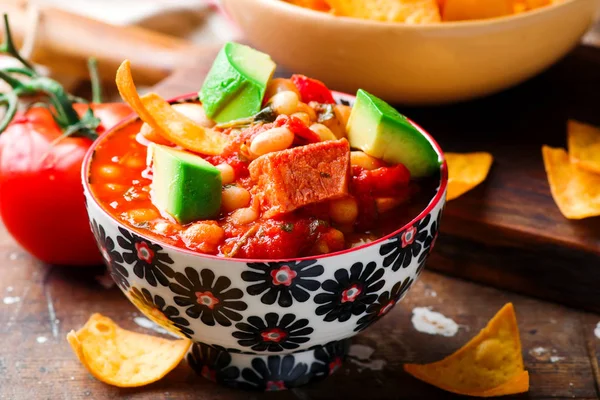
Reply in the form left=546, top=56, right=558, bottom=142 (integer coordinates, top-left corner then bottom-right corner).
left=1, top=225, right=599, bottom=399
left=1, top=47, right=600, bottom=400
left=419, top=44, right=600, bottom=314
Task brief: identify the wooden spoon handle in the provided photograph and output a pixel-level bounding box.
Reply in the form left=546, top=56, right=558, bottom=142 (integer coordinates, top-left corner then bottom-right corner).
left=0, top=0, right=211, bottom=85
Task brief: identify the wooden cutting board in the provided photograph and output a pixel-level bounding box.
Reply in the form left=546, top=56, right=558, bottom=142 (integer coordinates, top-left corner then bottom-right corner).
left=403, top=45, right=600, bottom=313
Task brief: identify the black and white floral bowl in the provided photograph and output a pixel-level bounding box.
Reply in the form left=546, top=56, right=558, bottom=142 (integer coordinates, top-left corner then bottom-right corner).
left=81, top=92, right=448, bottom=391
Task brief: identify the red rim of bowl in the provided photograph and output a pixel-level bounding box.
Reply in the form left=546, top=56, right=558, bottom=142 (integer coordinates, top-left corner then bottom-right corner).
left=81, top=91, right=448, bottom=263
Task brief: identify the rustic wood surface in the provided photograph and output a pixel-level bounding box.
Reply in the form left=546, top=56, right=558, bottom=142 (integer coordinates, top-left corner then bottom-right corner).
left=0, top=226, right=599, bottom=399
left=393, top=44, right=598, bottom=313
left=0, top=58, right=600, bottom=399
left=416, top=44, right=600, bottom=313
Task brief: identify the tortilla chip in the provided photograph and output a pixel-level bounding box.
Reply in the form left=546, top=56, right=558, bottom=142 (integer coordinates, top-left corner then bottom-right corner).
left=542, top=146, right=600, bottom=219
left=115, top=60, right=160, bottom=129
left=475, top=371, right=530, bottom=397
left=568, top=120, right=600, bottom=174
left=513, top=1, right=528, bottom=13
left=286, top=0, right=331, bottom=11
left=116, top=60, right=227, bottom=155
left=443, top=0, right=513, bottom=21
left=446, top=152, right=493, bottom=201
left=404, top=303, right=528, bottom=397
left=67, top=313, right=191, bottom=388
left=325, top=0, right=441, bottom=23
left=140, top=93, right=228, bottom=155
left=525, top=0, right=551, bottom=8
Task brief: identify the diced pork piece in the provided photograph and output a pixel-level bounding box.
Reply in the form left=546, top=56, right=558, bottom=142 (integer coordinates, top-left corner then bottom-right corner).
left=249, top=139, right=350, bottom=218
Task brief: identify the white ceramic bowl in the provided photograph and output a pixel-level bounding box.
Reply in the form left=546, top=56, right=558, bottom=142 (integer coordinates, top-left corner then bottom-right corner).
left=81, top=92, right=448, bottom=390
left=221, top=0, right=597, bottom=104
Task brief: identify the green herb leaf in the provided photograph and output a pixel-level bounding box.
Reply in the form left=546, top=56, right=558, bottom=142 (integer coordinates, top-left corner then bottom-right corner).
left=215, top=106, right=277, bottom=130
left=317, top=103, right=335, bottom=123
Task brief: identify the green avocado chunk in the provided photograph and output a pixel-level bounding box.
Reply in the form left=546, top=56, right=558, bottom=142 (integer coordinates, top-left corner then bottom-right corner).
left=149, top=144, right=221, bottom=224
left=347, top=89, right=440, bottom=178
left=199, top=42, right=276, bottom=124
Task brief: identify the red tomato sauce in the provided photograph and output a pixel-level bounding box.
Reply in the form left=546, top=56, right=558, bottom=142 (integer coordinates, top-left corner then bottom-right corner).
left=89, top=109, right=439, bottom=259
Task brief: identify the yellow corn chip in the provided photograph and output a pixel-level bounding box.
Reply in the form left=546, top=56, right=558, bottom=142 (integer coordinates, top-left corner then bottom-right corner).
left=443, top=0, right=513, bottom=21
left=285, top=0, right=331, bottom=11
left=115, top=60, right=160, bottom=130
left=67, top=313, right=191, bottom=388
left=325, top=0, right=441, bottom=23
left=116, top=60, right=228, bottom=155
left=542, top=145, right=600, bottom=219
left=513, top=1, right=528, bottom=13
left=446, top=152, right=493, bottom=201
left=568, top=120, right=600, bottom=175
left=525, top=0, right=551, bottom=8
left=404, top=303, right=528, bottom=397
left=475, top=371, right=530, bottom=397
left=140, top=93, right=228, bottom=155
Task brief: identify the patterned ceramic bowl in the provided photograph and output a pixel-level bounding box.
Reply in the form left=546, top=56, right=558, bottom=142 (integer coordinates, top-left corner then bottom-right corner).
left=81, top=92, right=448, bottom=391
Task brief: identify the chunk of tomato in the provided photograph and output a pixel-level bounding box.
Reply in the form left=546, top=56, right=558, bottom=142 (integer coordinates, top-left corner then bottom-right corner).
left=291, top=74, right=335, bottom=104
left=351, top=164, right=412, bottom=229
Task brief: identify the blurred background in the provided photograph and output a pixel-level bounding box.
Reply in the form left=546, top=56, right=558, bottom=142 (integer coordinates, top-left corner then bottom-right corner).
left=0, top=0, right=240, bottom=101
left=1, top=0, right=599, bottom=104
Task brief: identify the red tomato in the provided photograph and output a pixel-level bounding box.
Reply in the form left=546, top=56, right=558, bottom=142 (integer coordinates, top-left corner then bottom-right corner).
left=229, top=217, right=328, bottom=259
left=351, top=164, right=411, bottom=229
left=352, top=164, right=411, bottom=197
left=290, top=74, right=336, bottom=104
left=273, top=114, right=320, bottom=144
left=286, top=116, right=320, bottom=144
left=0, top=103, right=131, bottom=265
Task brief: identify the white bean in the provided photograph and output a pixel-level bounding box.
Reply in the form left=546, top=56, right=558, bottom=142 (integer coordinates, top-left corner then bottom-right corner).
left=250, top=127, right=294, bottom=156
left=98, top=164, right=123, bottom=180
left=329, top=197, right=358, bottom=225
left=297, top=102, right=317, bottom=121
left=216, top=163, right=235, bottom=185
left=181, top=222, right=225, bottom=253
left=123, top=208, right=160, bottom=223
left=351, top=151, right=381, bottom=170
left=269, top=91, right=299, bottom=115
left=229, top=207, right=259, bottom=225
left=265, top=78, right=300, bottom=101
left=291, top=112, right=311, bottom=126
left=221, top=186, right=251, bottom=212
left=310, top=123, right=337, bottom=142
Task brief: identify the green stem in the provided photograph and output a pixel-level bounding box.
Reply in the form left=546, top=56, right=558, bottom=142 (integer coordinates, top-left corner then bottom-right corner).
left=1, top=14, right=34, bottom=71
left=1, top=67, right=36, bottom=78
left=0, top=14, right=100, bottom=139
left=0, top=69, right=24, bottom=89
left=26, top=77, right=81, bottom=127
left=0, top=92, right=19, bottom=132
left=68, top=94, right=89, bottom=104
left=87, top=57, right=102, bottom=103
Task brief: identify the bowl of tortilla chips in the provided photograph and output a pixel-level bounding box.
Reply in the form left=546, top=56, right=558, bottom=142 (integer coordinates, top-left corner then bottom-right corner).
left=221, top=0, right=597, bottom=104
